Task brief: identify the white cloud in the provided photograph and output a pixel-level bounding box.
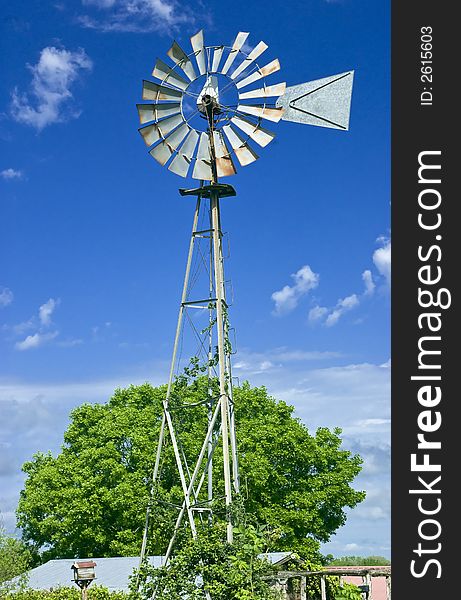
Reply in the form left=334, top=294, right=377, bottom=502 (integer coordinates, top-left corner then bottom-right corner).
left=233, top=347, right=340, bottom=376
left=1, top=168, right=23, bottom=180
left=373, top=239, right=391, bottom=285
left=15, top=331, right=59, bottom=351
left=271, top=265, right=319, bottom=315
left=79, top=0, right=194, bottom=33
left=310, top=294, right=359, bottom=327
left=0, top=288, right=14, bottom=307
left=11, top=297, right=60, bottom=350
left=325, top=294, right=359, bottom=327
left=362, top=269, right=375, bottom=296
left=307, top=234, right=390, bottom=327
left=11, top=46, right=92, bottom=130
left=39, top=298, right=59, bottom=326
left=308, top=305, right=328, bottom=323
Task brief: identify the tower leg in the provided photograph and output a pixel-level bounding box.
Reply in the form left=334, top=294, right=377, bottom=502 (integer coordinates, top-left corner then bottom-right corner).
left=210, top=190, right=233, bottom=543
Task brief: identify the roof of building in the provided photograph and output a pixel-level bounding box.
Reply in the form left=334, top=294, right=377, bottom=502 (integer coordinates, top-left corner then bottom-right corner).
left=23, top=552, right=295, bottom=592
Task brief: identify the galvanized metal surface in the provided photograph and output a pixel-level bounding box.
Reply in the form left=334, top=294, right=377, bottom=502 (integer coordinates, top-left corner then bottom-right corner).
left=192, top=134, right=213, bottom=178
left=230, top=40, right=268, bottom=80
left=211, top=46, right=224, bottom=72
left=136, top=103, right=180, bottom=124
left=239, top=82, right=286, bottom=99
left=223, top=124, right=259, bottom=165
left=230, top=115, right=275, bottom=147
left=167, top=41, right=197, bottom=81
left=190, top=30, right=206, bottom=75
left=237, top=104, right=283, bottom=122
left=275, top=71, right=354, bottom=130
left=152, top=58, right=189, bottom=90
left=21, top=554, right=293, bottom=592
left=235, top=58, right=280, bottom=90
left=138, top=113, right=183, bottom=147
left=168, top=129, right=199, bottom=177
left=221, top=31, right=249, bottom=74
left=138, top=31, right=290, bottom=179
left=142, top=80, right=182, bottom=102
left=213, top=131, right=236, bottom=177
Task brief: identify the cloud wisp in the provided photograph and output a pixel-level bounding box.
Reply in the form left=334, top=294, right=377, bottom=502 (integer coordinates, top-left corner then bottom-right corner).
left=1, top=168, right=23, bottom=181
left=10, top=46, right=92, bottom=131
left=14, top=297, right=60, bottom=351
left=0, top=288, right=14, bottom=308
left=78, top=0, right=194, bottom=33
left=271, top=265, right=319, bottom=315
left=308, top=236, right=391, bottom=327
left=373, top=237, right=391, bottom=285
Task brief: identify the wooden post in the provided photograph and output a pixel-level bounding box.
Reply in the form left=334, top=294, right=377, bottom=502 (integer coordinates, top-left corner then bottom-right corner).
left=300, top=576, right=307, bottom=600
left=386, top=575, right=391, bottom=600
left=320, top=575, right=327, bottom=600
left=365, top=572, right=372, bottom=600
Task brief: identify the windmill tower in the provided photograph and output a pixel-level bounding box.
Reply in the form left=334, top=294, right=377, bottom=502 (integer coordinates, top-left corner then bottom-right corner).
left=136, top=30, right=354, bottom=568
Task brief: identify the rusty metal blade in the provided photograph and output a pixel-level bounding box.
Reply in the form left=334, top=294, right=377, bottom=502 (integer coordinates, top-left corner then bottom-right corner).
left=230, top=115, right=275, bottom=147
left=195, top=132, right=210, bottom=161
left=221, top=32, right=249, bottom=74
left=164, top=122, right=190, bottom=150
left=156, top=113, right=184, bottom=137
left=212, top=130, right=227, bottom=158
left=239, top=82, right=286, bottom=100
left=149, top=142, right=172, bottom=166
left=180, top=129, right=200, bottom=158
left=190, top=30, right=206, bottom=75
left=136, top=103, right=181, bottom=124
left=167, top=130, right=199, bottom=177
left=168, top=129, right=199, bottom=177
left=192, top=159, right=213, bottom=180
left=222, top=124, right=259, bottom=166
left=211, top=46, right=224, bottom=72
left=217, top=155, right=237, bottom=177
left=142, top=80, right=183, bottom=102
left=152, top=58, right=189, bottom=90
left=138, top=123, right=161, bottom=147
left=237, top=104, right=284, bottom=123
left=275, top=71, right=355, bottom=130
left=167, top=41, right=197, bottom=81
left=138, top=113, right=184, bottom=146
left=230, top=41, right=268, bottom=80
left=168, top=153, right=191, bottom=177
left=235, top=59, right=280, bottom=90
left=212, top=131, right=236, bottom=177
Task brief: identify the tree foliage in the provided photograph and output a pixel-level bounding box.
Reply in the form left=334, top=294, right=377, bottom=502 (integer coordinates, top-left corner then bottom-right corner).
left=328, top=555, right=391, bottom=566
left=17, top=379, right=365, bottom=561
left=135, top=521, right=281, bottom=600
left=2, top=587, right=128, bottom=600
left=0, top=524, right=31, bottom=594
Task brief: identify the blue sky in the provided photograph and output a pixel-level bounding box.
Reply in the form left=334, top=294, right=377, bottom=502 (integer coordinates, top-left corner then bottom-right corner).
left=0, top=0, right=390, bottom=558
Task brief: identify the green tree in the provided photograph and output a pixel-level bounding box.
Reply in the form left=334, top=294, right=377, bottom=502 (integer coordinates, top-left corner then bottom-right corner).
left=17, top=379, right=365, bottom=561
left=0, top=524, right=31, bottom=594
left=135, top=521, right=281, bottom=600
left=329, top=555, right=391, bottom=566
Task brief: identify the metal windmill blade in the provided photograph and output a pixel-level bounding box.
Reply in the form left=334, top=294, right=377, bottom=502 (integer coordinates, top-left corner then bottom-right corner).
left=137, top=30, right=286, bottom=181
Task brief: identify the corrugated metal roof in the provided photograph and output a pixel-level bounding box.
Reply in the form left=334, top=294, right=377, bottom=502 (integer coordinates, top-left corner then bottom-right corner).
left=23, top=553, right=294, bottom=592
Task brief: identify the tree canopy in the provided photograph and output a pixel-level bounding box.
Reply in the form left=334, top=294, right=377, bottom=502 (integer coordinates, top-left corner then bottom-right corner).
left=0, top=524, right=31, bottom=593
left=327, top=555, right=391, bottom=566
left=17, top=379, right=365, bottom=561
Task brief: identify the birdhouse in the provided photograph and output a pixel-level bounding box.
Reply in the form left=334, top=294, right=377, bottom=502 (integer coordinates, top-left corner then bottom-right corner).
left=71, top=561, right=96, bottom=586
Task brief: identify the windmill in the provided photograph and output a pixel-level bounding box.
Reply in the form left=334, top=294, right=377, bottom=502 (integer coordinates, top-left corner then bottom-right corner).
left=136, top=30, right=354, bottom=570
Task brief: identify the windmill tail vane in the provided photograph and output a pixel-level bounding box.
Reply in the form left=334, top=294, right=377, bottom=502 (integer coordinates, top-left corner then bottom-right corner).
left=135, top=29, right=354, bottom=586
